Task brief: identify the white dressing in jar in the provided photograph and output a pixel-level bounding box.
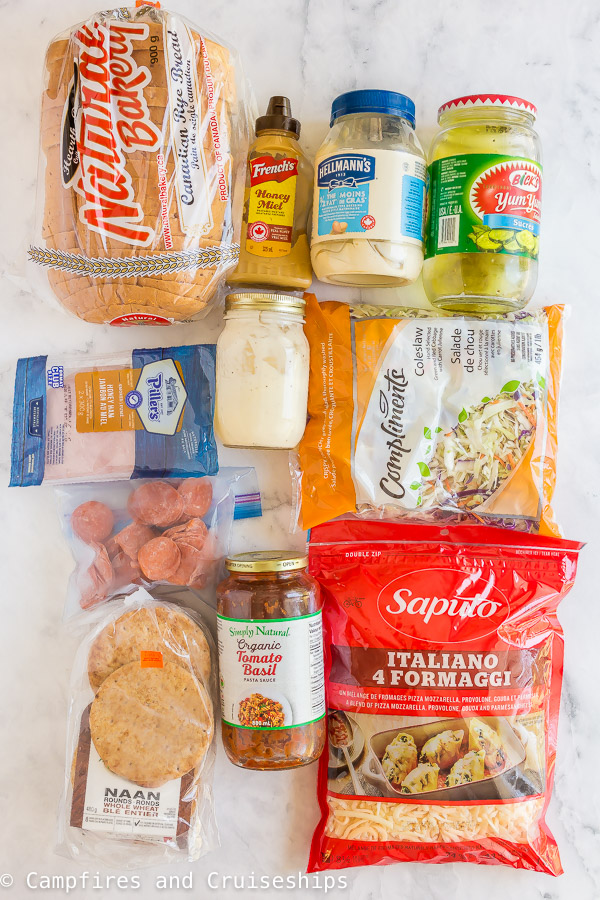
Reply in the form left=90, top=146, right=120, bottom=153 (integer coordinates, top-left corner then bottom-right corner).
left=215, top=292, right=309, bottom=450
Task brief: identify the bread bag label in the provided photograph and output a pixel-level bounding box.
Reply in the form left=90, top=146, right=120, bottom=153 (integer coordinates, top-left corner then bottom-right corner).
left=164, top=17, right=213, bottom=238
left=72, top=18, right=162, bottom=246
left=71, top=706, right=193, bottom=840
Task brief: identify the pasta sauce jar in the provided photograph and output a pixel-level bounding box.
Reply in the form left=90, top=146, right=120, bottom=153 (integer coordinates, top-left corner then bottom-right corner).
left=215, top=292, right=310, bottom=450
left=424, top=94, right=542, bottom=313
left=216, top=552, right=326, bottom=770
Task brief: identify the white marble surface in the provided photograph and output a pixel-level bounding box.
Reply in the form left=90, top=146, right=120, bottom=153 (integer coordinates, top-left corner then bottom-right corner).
left=0, top=0, right=599, bottom=898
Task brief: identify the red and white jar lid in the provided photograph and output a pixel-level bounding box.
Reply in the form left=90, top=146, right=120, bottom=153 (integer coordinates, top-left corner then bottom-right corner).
left=438, top=94, right=537, bottom=120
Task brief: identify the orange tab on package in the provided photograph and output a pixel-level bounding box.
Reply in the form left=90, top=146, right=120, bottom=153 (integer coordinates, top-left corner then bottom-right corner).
left=140, top=650, right=164, bottom=668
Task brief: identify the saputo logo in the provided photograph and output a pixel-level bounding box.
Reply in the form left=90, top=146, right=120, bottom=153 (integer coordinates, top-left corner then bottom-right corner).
left=377, top=567, right=510, bottom=644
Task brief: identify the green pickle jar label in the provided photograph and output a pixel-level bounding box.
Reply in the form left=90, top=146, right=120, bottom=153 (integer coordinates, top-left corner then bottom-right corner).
left=426, top=154, right=542, bottom=260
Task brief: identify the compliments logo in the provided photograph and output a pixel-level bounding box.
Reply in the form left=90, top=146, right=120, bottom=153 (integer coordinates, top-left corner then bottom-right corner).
left=377, top=567, right=510, bottom=644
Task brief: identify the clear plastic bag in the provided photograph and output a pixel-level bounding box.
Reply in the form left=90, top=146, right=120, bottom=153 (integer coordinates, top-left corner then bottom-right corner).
left=56, top=468, right=261, bottom=621
left=10, top=344, right=217, bottom=486
left=57, top=590, right=217, bottom=866
left=30, top=5, right=253, bottom=325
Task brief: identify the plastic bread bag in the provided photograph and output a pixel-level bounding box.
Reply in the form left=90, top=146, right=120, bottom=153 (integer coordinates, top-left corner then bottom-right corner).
left=10, top=343, right=218, bottom=486
left=57, top=589, right=217, bottom=867
left=306, top=519, right=583, bottom=875
left=56, top=468, right=262, bottom=621
left=30, top=5, right=254, bottom=325
left=295, top=294, right=564, bottom=534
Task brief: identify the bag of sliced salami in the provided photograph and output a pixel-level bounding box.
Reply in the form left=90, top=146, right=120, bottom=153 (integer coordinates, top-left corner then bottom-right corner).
left=308, top=519, right=582, bottom=875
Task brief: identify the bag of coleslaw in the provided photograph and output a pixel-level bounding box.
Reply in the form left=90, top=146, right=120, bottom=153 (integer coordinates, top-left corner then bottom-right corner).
left=307, top=519, right=582, bottom=874
left=296, top=296, right=564, bottom=534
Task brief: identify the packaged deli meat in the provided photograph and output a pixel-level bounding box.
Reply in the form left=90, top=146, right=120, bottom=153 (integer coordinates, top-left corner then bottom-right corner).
left=10, top=344, right=217, bottom=485
left=296, top=296, right=564, bottom=534
left=56, top=469, right=261, bottom=619
left=30, top=6, right=252, bottom=325
left=307, top=519, right=583, bottom=874
left=57, top=591, right=217, bottom=867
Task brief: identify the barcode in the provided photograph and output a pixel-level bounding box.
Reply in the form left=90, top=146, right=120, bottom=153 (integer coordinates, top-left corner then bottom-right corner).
left=438, top=214, right=460, bottom=248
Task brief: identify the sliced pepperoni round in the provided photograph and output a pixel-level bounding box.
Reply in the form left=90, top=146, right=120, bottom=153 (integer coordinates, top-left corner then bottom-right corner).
left=111, top=550, right=142, bottom=589
left=169, top=542, right=204, bottom=586
left=164, top=517, right=208, bottom=551
left=71, top=501, right=114, bottom=544
left=113, top=522, right=156, bottom=560
left=78, top=542, right=113, bottom=609
left=178, top=478, right=213, bottom=518
left=138, top=536, right=181, bottom=582
left=127, top=482, right=184, bottom=528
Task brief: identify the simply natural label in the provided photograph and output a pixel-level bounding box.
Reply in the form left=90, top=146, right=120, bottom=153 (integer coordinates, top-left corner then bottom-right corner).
left=427, top=154, right=542, bottom=259
left=314, top=149, right=426, bottom=244
left=246, top=155, right=299, bottom=257
left=217, top=612, right=325, bottom=730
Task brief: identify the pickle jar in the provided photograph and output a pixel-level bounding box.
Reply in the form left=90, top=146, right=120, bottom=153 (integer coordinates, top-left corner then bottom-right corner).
left=216, top=551, right=326, bottom=770
left=423, top=94, right=542, bottom=313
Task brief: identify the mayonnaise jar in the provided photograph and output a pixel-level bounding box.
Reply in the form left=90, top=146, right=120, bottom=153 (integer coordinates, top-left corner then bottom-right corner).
left=311, top=90, right=426, bottom=287
left=215, top=292, right=309, bottom=450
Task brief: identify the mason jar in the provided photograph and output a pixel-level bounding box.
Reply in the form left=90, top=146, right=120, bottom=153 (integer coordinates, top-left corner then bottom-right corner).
left=311, top=90, right=426, bottom=287
left=215, top=292, right=309, bottom=449
left=423, top=94, right=542, bottom=313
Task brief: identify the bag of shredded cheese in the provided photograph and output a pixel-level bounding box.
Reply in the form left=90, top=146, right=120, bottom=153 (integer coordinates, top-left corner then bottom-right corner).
left=296, top=296, right=564, bottom=535
left=307, top=519, right=582, bottom=874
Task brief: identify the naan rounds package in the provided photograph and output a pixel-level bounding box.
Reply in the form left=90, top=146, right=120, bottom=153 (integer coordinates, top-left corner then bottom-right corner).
left=31, top=5, right=252, bottom=325
left=297, top=296, right=564, bottom=534
left=58, top=591, right=217, bottom=867
left=308, top=519, right=583, bottom=874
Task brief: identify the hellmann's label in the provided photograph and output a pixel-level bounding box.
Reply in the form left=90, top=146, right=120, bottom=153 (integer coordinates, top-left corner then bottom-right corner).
left=314, top=149, right=426, bottom=244
left=246, top=155, right=299, bottom=257
left=217, top=612, right=325, bottom=729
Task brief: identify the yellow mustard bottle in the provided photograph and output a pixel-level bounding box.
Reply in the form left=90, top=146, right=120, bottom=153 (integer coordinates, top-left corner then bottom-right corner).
left=228, top=96, right=313, bottom=290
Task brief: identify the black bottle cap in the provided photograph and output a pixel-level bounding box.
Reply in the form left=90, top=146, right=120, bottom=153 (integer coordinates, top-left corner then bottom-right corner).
left=255, top=96, right=301, bottom=138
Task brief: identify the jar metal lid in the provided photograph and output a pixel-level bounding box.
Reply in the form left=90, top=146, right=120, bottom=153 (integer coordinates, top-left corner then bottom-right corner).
left=438, top=94, right=537, bottom=121
left=226, top=551, right=308, bottom=573
left=225, top=291, right=306, bottom=314
left=330, top=90, right=416, bottom=128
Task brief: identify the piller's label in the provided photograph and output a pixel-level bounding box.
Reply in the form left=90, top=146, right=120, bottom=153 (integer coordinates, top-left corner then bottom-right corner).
left=74, top=358, right=187, bottom=436
left=313, top=149, right=426, bottom=246
left=245, top=155, right=299, bottom=258
left=217, top=612, right=325, bottom=730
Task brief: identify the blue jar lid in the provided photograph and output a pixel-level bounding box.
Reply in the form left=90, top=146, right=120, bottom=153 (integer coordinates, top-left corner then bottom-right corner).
left=330, top=90, right=416, bottom=128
